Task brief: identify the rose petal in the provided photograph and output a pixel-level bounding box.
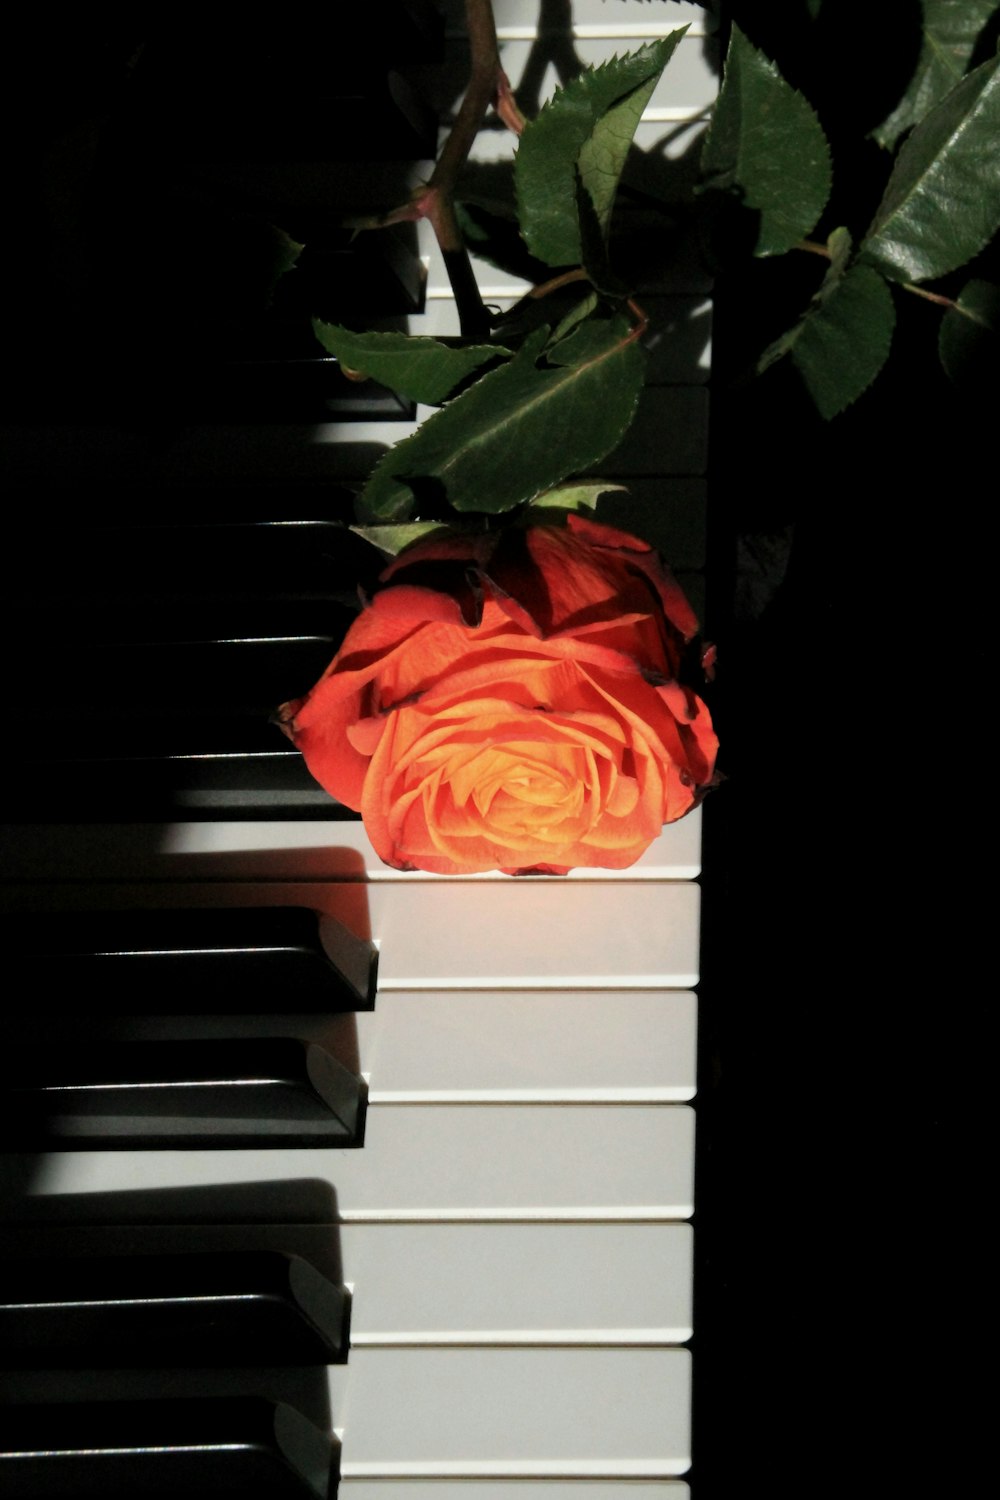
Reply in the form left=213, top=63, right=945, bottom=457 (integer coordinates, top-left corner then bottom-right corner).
left=280, top=517, right=717, bottom=873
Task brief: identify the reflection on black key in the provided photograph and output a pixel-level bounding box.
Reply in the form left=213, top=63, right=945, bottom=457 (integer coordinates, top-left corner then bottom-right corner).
left=0, top=1039, right=365, bottom=1150
left=0, top=1397, right=333, bottom=1498
left=0, top=1251, right=346, bottom=1367
left=2, top=907, right=377, bottom=1012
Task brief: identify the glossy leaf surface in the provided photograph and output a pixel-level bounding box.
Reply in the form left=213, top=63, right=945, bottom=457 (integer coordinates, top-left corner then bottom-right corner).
left=350, top=522, right=456, bottom=557
left=939, top=277, right=1000, bottom=386
left=873, top=0, right=999, bottom=149
left=516, top=35, right=685, bottom=268
left=701, top=25, right=832, bottom=256
left=312, top=322, right=507, bottom=405
left=529, top=481, right=626, bottom=512
left=359, top=321, right=646, bottom=521
left=576, top=37, right=683, bottom=241
left=759, top=228, right=895, bottom=419
left=862, top=53, right=1000, bottom=282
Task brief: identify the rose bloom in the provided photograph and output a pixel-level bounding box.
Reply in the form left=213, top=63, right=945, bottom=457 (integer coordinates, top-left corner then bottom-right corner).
left=277, top=514, right=717, bottom=875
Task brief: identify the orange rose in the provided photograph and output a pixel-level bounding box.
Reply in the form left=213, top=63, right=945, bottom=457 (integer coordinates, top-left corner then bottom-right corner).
left=277, top=514, right=717, bottom=875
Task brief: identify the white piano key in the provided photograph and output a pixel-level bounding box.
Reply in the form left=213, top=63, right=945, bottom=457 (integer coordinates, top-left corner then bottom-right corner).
left=493, top=36, right=716, bottom=119
left=341, top=1222, right=692, bottom=1344
left=0, top=1219, right=691, bottom=1344
left=0, top=1219, right=690, bottom=1360
left=2, top=415, right=428, bottom=484
left=420, top=217, right=533, bottom=302
left=1, top=879, right=700, bottom=990
left=432, top=114, right=709, bottom=177
left=366, top=880, right=700, bottom=989
left=27, top=1103, right=695, bottom=1221
left=329, top=1347, right=691, bottom=1477
left=352, top=989, right=697, bottom=1102
left=82, top=990, right=696, bottom=1103
left=166, top=808, right=702, bottom=880
left=401, top=296, right=513, bottom=339
left=35, top=984, right=697, bottom=1101
left=1, top=808, right=702, bottom=881
left=421, top=214, right=709, bottom=302
left=440, top=0, right=706, bottom=38
left=341, top=1486, right=688, bottom=1499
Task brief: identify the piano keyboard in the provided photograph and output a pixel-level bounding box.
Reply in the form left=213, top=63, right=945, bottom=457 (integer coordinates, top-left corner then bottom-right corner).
left=1, top=2, right=715, bottom=1492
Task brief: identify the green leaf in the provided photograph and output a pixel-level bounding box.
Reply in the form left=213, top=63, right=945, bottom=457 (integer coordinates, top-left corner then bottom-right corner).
left=454, top=198, right=551, bottom=281
left=312, top=321, right=508, bottom=406
left=758, top=224, right=853, bottom=374
left=939, top=276, right=1000, bottom=385
left=574, top=165, right=626, bottom=296
left=550, top=289, right=600, bottom=345
left=515, top=34, right=686, bottom=267
left=269, top=226, right=304, bottom=288
left=700, top=24, right=832, bottom=256
left=350, top=522, right=454, bottom=557
left=359, top=319, right=646, bottom=521
left=528, top=481, right=626, bottom=512
left=576, top=38, right=685, bottom=241
left=874, top=1, right=999, bottom=149
left=792, top=267, right=895, bottom=419
left=547, top=315, right=631, bottom=366
left=862, top=53, right=1000, bottom=282
left=758, top=228, right=895, bottom=419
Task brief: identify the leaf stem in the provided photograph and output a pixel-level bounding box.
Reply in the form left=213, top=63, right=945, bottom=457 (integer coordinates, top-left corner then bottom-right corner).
left=793, top=239, right=969, bottom=315
left=495, top=69, right=527, bottom=135
left=343, top=3, right=515, bottom=339
left=528, top=268, right=591, bottom=299
left=791, top=240, right=983, bottom=322
left=795, top=239, right=832, bottom=259
left=625, top=298, right=649, bottom=344
left=415, top=0, right=523, bottom=337
left=901, top=281, right=958, bottom=311
left=429, top=0, right=505, bottom=204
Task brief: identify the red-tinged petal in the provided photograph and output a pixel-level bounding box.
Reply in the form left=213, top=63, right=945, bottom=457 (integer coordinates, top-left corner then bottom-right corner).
left=564, top=511, right=654, bottom=553
left=379, top=532, right=495, bottom=578
left=278, top=516, right=717, bottom=874
left=345, top=715, right=388, bottom=758
left=564, top=511, right=701, bottom=642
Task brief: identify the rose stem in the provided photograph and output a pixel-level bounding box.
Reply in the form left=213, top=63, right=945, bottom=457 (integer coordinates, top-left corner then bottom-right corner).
left=386, top=0, right=522, bottom=340
left=795, top=239, right=965, bottom=315
left=347, top=3, right=527, bottom=338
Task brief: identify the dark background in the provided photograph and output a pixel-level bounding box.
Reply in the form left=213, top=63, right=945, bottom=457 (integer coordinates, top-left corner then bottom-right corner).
left=1, top=2, right=990, bottom=1492
left=698, top=1, right=992, bottom=1490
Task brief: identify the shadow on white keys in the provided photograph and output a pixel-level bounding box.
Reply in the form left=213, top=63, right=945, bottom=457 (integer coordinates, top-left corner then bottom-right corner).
left=12, top=816, right=700, bottom=1481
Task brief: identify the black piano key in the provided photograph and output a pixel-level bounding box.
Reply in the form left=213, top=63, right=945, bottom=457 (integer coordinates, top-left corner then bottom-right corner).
left=0, top=1039, right=365, bottom=1151
left=1, top=751, right=344, bottom=822
left=5, top=8, right=443, bottom=422
left=2, top=515, right=389, bottom=821
left=0, top=1250, right=346, bottom=1367
left=15, top=636, right=341, bottom=748
left=0, top=1397, right=333, bottom=1498
left=184, top=356, right=413, bottom=423
left=10, top=512, right=384, bottom=605
left=0, top=908, right=377, bottom=1012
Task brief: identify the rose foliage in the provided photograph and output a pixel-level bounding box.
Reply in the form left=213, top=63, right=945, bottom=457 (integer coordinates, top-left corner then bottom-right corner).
left=278, top=516, right=717, bottom=875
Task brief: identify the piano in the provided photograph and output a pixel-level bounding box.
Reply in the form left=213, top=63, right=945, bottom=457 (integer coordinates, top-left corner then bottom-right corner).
left=0, top=2, right=719, bottom=1491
